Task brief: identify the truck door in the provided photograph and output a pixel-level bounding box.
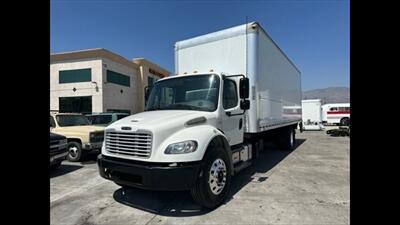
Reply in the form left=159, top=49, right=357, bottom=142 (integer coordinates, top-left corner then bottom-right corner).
left=221, top=78, right=244, bottom=145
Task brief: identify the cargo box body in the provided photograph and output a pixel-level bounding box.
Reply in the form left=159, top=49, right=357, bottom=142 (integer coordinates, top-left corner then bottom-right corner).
left=301, top=99, right=324, bottom=130
left=175, top=22, right=302, bottom=133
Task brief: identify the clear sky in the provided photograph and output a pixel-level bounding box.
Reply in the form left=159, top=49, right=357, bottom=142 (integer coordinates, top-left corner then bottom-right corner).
left=51, top=0, right=349, bottom=91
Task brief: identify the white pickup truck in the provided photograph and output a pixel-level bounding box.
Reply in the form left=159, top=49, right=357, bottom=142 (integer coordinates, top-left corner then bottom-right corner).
left=98, top=22, right=302, bottom=208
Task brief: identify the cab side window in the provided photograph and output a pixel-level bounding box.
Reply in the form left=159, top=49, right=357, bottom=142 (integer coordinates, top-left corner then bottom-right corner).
left=223, top=79, right=238, bottom=109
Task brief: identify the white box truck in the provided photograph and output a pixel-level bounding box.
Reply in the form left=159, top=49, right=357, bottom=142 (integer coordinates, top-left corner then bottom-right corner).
left=98, top=22, right=302, bottom=208
left=301, top=99, right=324, bottom=130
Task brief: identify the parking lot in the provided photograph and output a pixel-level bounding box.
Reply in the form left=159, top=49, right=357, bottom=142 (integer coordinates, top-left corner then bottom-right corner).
left=50, top=129, right=349, bottom=225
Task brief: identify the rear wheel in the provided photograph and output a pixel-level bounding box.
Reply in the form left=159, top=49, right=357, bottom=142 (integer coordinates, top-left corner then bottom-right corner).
left=340, top=117, right=350, bottom=126
left=279, top=126, right=295, bottom=150
left=190, top=146, right=232, bottom=209
left=67, top=141, right=83, bottom=162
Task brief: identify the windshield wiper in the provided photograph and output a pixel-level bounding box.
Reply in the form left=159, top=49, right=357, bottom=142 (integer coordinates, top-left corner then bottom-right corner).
left=161, top=104, right=205, bottom=111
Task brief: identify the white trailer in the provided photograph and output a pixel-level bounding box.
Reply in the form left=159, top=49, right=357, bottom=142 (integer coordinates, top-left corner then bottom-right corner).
left=322, top=103, right=350, bottom=125
left=98, top=22, right=302, bottom=209
left=301, top=99, right=324, bottom=130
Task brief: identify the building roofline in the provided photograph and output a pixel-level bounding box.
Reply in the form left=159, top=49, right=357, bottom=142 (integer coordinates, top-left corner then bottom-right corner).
left=50, top=48, right=139, bottom=70
left=132, top=58, right=171, bottom=78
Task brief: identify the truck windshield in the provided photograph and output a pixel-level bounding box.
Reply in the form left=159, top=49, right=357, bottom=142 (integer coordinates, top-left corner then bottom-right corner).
left=146, top=74, right=220, bottom=112
left=56, top=115, right=91, bottom=127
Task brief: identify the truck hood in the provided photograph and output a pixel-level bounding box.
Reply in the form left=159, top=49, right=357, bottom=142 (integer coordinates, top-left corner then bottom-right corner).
left=107, top=110, right=217, bottom=133
left=103, top=110, right=219, bottom=162
left=53, top=125, right=104, bottom=135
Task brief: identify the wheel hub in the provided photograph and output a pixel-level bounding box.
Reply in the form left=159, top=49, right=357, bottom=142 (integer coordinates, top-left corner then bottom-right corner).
left=209, top=158, right=227, bottom=195
left=290, top=131, right=294, bottom=146
left=69, top=146, right=78, bottom=157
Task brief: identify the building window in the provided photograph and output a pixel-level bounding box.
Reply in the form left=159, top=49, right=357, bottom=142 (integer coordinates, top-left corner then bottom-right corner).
left=59, top=68, right=91, bottom=83
left=59, top=96, right=92, bottom=114
left=148, top=76, right=155, bottom=87
left=107, top=70, right=130, bottom=87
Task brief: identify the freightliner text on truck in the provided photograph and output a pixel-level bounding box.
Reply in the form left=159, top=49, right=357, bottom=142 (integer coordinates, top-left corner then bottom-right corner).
left=98, top=22, right=302, bottom=208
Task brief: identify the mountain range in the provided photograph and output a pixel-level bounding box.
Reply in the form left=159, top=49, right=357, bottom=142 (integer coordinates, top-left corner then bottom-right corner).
left=302, top=87, right=349, bottom=104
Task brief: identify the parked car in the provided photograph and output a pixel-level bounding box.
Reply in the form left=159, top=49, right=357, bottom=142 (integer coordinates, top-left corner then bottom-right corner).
left=86, top=112, right=129, bottom=126
left=50, top=132, right=68, bottom=169
left=50, top=112, right=105, bottom=162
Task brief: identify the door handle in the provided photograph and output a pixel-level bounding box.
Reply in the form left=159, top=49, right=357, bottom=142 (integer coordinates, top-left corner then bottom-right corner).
left=239, top=118, right=243, bottom=130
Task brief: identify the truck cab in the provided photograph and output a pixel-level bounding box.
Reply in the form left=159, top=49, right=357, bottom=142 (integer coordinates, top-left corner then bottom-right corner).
left=98, top=73, right=252, bottom=208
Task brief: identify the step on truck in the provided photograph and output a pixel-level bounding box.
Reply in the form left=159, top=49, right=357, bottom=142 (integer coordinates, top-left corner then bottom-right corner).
left=98, top=22, right=302, bottom=208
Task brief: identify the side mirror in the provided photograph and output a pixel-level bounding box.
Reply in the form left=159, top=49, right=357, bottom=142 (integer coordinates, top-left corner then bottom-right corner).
left=240, top=99, right=250, bottom=110
left=239, top=78, right=249, bottom=99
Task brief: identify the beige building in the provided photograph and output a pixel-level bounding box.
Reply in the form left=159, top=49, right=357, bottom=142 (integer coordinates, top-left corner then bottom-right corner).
left=50, top=48, right=170, bottom=114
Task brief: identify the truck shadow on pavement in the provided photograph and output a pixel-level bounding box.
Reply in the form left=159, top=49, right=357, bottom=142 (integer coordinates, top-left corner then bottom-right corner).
left=80, top=152, right=100, bottom=165
left=113, top=138, right=306, bottom=217
left=50, top=164, right=83, bottom=178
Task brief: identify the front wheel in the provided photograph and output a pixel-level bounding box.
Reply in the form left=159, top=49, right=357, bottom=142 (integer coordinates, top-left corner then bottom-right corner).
left=190, top=147, right=232, bottom=209
left=67, top=141, right=83, bottom=162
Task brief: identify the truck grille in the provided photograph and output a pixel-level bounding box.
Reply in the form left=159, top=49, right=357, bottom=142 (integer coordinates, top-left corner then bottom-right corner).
left=50, top=140, right=67, bottom=156
left=105, top=131, right=152, bottom=158
left=50, top=140, right=59, bottom=151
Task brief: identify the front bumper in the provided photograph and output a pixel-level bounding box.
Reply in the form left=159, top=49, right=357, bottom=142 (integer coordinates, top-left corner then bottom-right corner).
left=82, top=142, right=103, bottom=150
left=97, top=154, right=201, bottom=191
left=50, top=149, right=68, bottom=164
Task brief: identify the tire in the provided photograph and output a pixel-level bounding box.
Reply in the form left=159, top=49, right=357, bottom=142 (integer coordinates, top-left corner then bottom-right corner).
left=190, top=146, right=232, bottom=209
left=67, top=141, right=83, bottom=162
left=50, top=161, right=61, bottom=169
left=340, top=117, right=350, bottom=126
left=299, top=122, right=304, bottom=132
left=280, top=127, right=295, bottom=151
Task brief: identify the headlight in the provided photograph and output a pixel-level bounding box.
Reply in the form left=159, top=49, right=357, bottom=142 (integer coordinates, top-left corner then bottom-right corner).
left=165, top=140, right=198, bottom=154
left=90, top=132, right=95, bottom=138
